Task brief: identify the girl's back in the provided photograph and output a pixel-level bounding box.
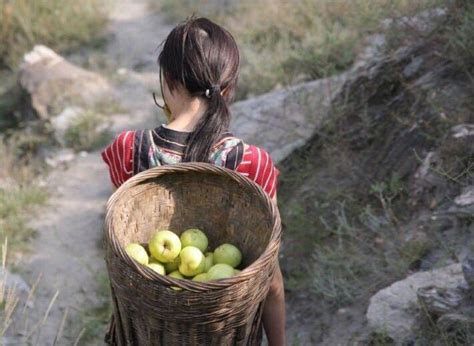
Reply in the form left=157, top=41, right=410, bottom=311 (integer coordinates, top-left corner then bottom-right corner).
left=101, top=124, right=279, bottom=198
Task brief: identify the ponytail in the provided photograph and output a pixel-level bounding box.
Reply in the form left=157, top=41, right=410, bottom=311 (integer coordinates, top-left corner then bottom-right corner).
left=157, top=16, right=240, bottom=163
left=183, top=87, right=230, bottom=162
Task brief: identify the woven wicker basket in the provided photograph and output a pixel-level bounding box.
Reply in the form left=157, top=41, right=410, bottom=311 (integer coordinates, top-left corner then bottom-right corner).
left=104, top=163, right=282, bottom=345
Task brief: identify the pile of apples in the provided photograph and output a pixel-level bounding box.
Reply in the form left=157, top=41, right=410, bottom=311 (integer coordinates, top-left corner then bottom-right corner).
left=125, top=229, right=243, bottom=287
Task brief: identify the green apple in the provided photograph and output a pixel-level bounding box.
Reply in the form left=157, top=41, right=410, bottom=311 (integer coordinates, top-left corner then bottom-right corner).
left=125, top=243, right=149, bottom=265
left=179, top=246, right=205, bottom=277
left=168, top=270, right=184, bottom=279
left=164, top=256, right=180, bottom=273
left=180, top=228, right=208, bottom=252
left=214, top=243, right=242, bottom=268
left=234, top=269, right=241, bottom=275
left=204, top=252, right=214, bottom=272
left=207, top=263, right=235, bottom=281
left=149, top=230, right=181, bottom=263
left=149, top=256, right=161, bottom=264
left=147, top=262, right=165, bottom=275
left=168, top=270, right=185, bottom=291
left=192, top=273, right=209, bottom=282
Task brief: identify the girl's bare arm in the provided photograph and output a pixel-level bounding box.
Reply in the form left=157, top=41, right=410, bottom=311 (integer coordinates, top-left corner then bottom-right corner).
left=262, top=194, right=286, bottom=346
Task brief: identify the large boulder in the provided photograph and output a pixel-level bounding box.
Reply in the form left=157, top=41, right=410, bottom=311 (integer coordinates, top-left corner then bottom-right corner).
left=230, top=74, right=346, bottom=163
left=19, top=45, right=112, bottom=120
left=367, top=264, right=465, bottom=344
left=229, top=32, right=388, bottom=164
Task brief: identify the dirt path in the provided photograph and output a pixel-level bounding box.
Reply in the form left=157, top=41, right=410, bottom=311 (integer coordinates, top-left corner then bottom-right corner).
left=20, top=1, right=172, bottom=344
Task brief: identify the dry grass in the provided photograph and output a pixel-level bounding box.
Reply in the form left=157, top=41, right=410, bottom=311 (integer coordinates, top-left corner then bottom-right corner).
left=0, top=239, right=20, bottom=337
left=0, top=238, right=63, bottom=343
left=156, top=0, right=444, bottom=99
left=444, top=2, right=474, bottom=73
left=0, top=136, right=47, bottom=253
left=0, top=0, right=108, bottom=69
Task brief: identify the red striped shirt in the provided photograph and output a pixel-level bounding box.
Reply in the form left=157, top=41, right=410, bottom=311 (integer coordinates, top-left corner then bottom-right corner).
left=101, top=130, right=279, bottom=198
left=235, top=145, right=279, bottom=198
left=101, top=131, right=134, bottom=187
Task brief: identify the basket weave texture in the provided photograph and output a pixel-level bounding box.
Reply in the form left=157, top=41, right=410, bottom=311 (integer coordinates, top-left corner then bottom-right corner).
left=104, top=163, right=282, bottom=345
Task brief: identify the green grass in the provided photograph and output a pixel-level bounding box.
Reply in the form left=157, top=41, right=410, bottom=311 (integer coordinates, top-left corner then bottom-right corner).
left=0, top=187, right=47, bottom=248
left=443, top=2, right=474, bottom=72
left=0, top=0, right=108, bottom=69
left=280, top=173, right=427, bottom=307
left=0, top=137, right=48, bottom=254
left=368, top=330, right=395, bottom=345
left=155, top=0, right=444, bottom=100
left=64, top=110, right=112, bottom=152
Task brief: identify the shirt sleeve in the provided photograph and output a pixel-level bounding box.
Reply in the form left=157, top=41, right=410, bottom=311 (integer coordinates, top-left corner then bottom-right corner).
left=101, top=131, right=135, bottom=188
left=236, top=145, right=279, bottom=199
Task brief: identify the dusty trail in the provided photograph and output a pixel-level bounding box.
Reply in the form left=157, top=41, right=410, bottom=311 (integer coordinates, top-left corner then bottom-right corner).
left=20, top=1, right=172, bottom=344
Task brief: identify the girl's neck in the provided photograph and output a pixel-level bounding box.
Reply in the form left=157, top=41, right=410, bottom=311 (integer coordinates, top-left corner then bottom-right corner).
left=166, top=97, right=208, bottom=132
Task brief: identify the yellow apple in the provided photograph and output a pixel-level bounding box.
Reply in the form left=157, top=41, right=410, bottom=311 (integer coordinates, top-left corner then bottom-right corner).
left=179, top=246, right=205, bottom=277
left=125, top=243, right=148, bottom=265
left=147, top=263, right=165, bottom=275
left=149, top=230, right=181, bottom=263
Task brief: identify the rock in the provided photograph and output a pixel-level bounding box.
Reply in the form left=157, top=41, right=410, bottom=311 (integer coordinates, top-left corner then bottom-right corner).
left=454, top=186, right=474, bottom=207
left=19, top=45, right=112, bottom=119
left=411, top=151, right=447, bottom=204
left=230, top=74, right=347, bottom=163
left=2, top=336, right=28, bottom=345
left=381, top=8, right=447, bottom=33
left=433, top=185, right=474, bottom=220
left=50, top=107, right=84, bottom=146
left=445, top=203, right=474, bottom=219
left=351, top=34, right=386, bottom=70
left=403, top=56, right=424, bottom=78
left=44, top=148, right=76, bottom=168
left=417, top=285, right=465, bottom=317
left=451, top=124, right=474, bottom=139
left=462, top=257, right=474, bottom=289
left=0, top=268, right=34, bottom=340
left=0, top=268, right=31, bottom=297
left=367, top=263, right=465, bottom=344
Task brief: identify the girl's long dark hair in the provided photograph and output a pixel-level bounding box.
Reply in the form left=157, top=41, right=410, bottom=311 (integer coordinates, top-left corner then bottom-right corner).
left=158, top=16, right=240, bottom=162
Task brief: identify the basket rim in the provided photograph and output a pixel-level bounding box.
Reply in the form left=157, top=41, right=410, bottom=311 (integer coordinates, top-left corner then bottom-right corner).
left=104, top=162, right=282, bottom=292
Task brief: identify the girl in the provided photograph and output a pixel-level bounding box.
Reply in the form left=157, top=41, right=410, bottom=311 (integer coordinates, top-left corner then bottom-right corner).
left=101, top=16, right=286, bottom=346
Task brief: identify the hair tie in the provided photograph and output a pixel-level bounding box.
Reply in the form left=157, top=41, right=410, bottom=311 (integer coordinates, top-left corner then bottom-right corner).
left=205, top=85, right=221, bottom=98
